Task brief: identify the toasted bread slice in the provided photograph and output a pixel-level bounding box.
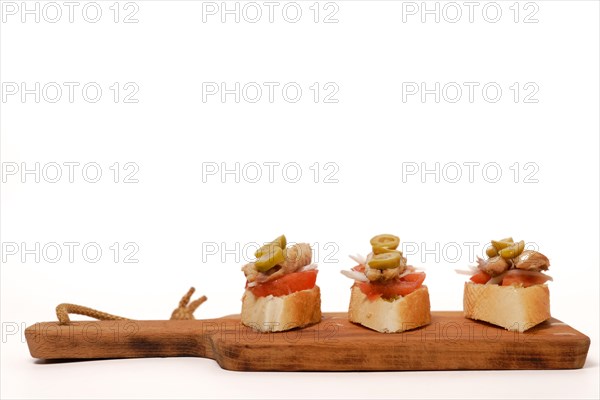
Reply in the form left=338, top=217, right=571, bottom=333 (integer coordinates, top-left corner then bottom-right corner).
left=348, top=285, right=431, bottom=333
left=241, top=286, right=321, bottom=332
left=463, top=282, right=550, bottom=332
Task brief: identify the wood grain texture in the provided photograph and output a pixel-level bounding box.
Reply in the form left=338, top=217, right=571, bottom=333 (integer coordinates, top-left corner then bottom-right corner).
left=25, top=312, right=590, bottom=371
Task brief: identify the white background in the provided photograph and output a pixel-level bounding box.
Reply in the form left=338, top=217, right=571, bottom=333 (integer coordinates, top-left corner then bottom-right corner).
left=1, top=0, right=599, bottom=398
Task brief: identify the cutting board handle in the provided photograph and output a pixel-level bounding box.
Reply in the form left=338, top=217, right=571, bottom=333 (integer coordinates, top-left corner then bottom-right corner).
left=25, top=318, right=236, bottom=360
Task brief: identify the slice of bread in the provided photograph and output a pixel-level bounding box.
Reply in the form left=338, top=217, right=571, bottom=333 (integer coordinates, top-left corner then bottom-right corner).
left=348, top=285, right=431, bottom=333
left=241, top=286, right=321, bottom=332
left=463, top=282, right=550, bottom=332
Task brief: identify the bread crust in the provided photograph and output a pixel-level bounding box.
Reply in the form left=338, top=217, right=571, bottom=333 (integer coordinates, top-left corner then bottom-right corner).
left=463, top=282, right=550, bottom=332
left=348, top=285, right=431, bottom=333
left=241, top=286, right=322, bottom=332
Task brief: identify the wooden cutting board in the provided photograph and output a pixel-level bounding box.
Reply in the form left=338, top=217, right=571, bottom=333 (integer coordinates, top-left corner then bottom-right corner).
left=25, top=312, right=590, bottom=371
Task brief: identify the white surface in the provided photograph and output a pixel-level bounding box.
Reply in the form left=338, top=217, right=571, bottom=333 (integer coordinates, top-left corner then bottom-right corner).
left=1, top=1, right=598, bottom=399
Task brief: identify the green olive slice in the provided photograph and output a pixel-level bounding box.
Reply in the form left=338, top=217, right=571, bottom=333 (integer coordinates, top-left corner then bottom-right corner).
left=491, top=239, right=513, bottom=251
left=370, top=234, right=400, bottom=251
left=271, top=235, right=286, bottom=249
left=372, top=246, right=403, bottom=256
left=255, top=246, right=285, bottom=272
left=486, top=246, right=498, bottom=258
left=368, top=252, right=401, bottom=270
left=255, top=243, right=279, bottom=258
left=254, top=235, right=287, bottom=258
left=499, top=240, right=525, bottom=259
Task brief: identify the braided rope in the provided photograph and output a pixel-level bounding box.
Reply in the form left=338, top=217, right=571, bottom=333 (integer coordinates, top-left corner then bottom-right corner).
left=56, top=287, right=207, bottom=324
